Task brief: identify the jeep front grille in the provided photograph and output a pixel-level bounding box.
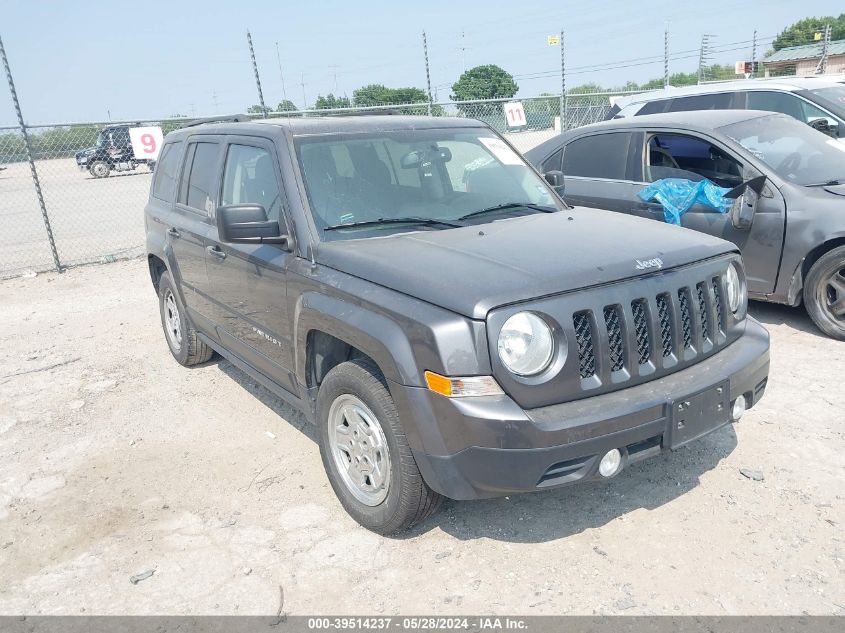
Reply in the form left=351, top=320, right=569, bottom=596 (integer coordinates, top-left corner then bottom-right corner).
left=572, top=273, right=727, bottom=382
left=631, top=299, right=650, bottom=366
left=603, top=306, right=625, bottom=372
left=573, top=311, right=595, bottom=379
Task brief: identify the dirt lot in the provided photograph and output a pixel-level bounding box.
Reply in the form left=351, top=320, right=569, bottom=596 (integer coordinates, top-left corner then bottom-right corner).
left=0, top=259, right=843, bottom=615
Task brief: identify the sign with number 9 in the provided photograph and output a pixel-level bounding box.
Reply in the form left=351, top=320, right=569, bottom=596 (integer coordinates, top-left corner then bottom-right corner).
left=129, top=126, right=164, bottom=161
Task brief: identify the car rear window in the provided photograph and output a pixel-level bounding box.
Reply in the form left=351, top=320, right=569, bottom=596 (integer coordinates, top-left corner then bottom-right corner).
left=152, top=141, right=182, bottom=201
left=562, top=132, right=632, bottom=180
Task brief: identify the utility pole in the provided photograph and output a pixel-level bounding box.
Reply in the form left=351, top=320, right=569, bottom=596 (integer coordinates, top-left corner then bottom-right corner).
left=698, top=34, right=713, bottom=84
left=246, top=30, right=267, bottom=118
left=422, top=30, right=433, bottom=116
left=751, top=30, right=757, bottom=78
left=664, top=25, right=670, bottom=88
left=275, top=42, right=288, bottom=104
left=300, top=73, right=307, bottom=109
left=560, top=30, right=566, bottom=132
left=0, top=32, right=61, bottom=273
left=816, top=24, right=831, bottom=75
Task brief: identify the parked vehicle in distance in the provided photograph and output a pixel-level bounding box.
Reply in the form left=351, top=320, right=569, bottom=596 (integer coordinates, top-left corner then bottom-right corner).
left=526, top=109, right=845, bottom=339
left=607, top=77, right=845, bottom=141
left=75, top=124, right=156, bottom=178
left=145, top=115, right=769, bottom=533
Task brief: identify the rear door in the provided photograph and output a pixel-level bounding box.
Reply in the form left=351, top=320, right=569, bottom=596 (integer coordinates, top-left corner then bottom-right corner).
left=166, top=137, right=222, bottom=324
left=206, top=136, right=298, bottom=394
left=559, top=131, right=644, bottom=213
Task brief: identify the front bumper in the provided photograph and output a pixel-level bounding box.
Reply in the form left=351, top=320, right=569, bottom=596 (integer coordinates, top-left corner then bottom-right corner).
left=393, top=318, right=769, bottom=500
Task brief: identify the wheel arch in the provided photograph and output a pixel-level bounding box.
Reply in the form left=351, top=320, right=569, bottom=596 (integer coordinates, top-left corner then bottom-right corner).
left=789, top=236, right=845, bottom=305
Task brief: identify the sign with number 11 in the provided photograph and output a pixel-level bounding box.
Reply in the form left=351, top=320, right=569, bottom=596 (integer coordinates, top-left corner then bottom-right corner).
left=503, top=102, right=526, bottom=128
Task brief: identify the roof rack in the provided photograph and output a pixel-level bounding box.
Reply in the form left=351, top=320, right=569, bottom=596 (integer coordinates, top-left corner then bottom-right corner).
left=180, top=114, right=251, bottom=128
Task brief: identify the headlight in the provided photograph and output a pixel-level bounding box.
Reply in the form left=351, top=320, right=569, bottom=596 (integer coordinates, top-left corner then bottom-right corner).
left=725, top=261, right=746, bottom=313
left=497, top=312, right=554, bottom=376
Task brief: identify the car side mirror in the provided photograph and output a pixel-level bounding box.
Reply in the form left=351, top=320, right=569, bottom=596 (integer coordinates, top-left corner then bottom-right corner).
left=809, top=118, right=838, bottom=138
left=724, top=176, right=766, bottom=230
left=217, top=204, right=289, bottom=246
left=544, top=170, right=565, bottom=196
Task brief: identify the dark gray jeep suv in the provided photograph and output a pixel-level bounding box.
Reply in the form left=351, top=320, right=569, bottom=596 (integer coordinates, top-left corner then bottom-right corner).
left=145, top=115, right=770, bottom=534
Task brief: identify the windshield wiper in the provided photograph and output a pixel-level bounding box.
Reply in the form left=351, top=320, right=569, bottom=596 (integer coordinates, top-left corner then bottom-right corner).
left=806, top=179, right=845, bottom=187
left=323, top=216, right=463, bottom=232
left=456, top=202, right=557, bottom=222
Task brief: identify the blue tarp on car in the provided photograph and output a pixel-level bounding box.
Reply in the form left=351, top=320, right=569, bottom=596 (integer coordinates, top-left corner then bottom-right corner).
left=637, top=178, right=732, bottom=225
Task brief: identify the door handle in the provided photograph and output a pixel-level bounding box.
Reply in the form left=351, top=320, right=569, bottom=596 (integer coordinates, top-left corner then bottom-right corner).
left=167, top=227, right=181, bottom=239
left=206, top=245, right=227, bottom=260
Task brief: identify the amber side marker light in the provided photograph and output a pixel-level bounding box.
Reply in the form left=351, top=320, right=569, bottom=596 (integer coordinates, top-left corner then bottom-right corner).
left=424, top=370, right=504, bottom=398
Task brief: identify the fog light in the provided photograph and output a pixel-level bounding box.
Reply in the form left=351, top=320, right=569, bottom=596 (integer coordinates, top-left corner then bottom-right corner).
left=598, top=449, right=622, bottom=478
left=731, top=395, right=747, bottom=421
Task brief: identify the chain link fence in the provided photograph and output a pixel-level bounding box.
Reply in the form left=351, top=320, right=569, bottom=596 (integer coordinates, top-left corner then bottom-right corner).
left=0, top=92, right=631, bottom=278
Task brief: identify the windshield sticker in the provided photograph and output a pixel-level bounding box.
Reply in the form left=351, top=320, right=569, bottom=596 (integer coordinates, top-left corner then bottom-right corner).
left=478, top=137, right=522, bottom=165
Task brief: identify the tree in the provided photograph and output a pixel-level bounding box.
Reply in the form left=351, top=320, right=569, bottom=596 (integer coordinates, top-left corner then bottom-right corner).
left=772, top=14, right=845, bottom=50
left=451, top=65, right=518, bottom=102
left=352, top=84, right=428, bottom=107
left=314, top=94, right=351, bottom=109
left=276, top=100, right=298, bottom=112
left=246, top=104, right=269, bottom=115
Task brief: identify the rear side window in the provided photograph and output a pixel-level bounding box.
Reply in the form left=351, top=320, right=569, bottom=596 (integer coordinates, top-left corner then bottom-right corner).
left=667, top=93, right=733, bottom=112
left=562, top=133, right=632, bottom=180
left=637, top=100, right=670, bottom=116
left=540, top=148, right=563, bottom=173
left=152, top=142, right=182, bottom=201
left=178, top=141, right=219, bottom=214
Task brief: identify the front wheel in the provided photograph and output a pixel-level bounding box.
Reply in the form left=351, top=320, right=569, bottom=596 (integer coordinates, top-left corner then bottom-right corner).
left=89, top=160, right=110, bottom=178
left=804, top=245, right=845, bottom=340
left=316, top=359, right=443, bottom=534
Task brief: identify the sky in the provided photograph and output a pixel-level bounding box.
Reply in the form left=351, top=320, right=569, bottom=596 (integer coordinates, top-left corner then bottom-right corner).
left=1, top=0, right=843, bottom=126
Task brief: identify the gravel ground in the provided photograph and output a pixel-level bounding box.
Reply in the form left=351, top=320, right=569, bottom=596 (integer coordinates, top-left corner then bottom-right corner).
left=0, top=259, right=843, bottom=615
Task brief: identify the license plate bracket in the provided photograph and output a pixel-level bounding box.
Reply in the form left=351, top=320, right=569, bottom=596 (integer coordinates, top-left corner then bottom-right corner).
left=667, top=381, right=730, bottom=449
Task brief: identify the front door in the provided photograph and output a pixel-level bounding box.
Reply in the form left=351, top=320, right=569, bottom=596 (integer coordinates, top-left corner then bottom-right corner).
left=633, top=131, right=786, bottom=296
left=206, top=138, right=298, bottom=394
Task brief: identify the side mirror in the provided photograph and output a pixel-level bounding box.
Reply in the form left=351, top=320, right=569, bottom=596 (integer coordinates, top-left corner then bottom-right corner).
left=544, top=170, right=566, bottom=196
left=724, top=176, right=766, bottom=230
left=809, top=118, right=838, bottom=138
left=217, top=204, right=288, bottom=246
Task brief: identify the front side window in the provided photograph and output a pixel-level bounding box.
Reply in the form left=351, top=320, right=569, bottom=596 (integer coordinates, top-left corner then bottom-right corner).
left=178, top=141, right=219, bottom=214
left=562, top=132, right=632, bottom=180
left=646, top=133, right=743, bottom=188
left=747, top=91, right=804, bottom=120
left=295, top=129, right=561, bottom=240
left=152, top=141, right=182, bottom=201
left=720, top=113, right=845, bottom=186
left=221, top=145, right=282, bottom=221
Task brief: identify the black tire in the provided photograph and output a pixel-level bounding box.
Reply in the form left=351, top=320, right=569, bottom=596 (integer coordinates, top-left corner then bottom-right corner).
left=316, top=359, right=443, bottom=534
left=804, top=245, right=845, bottom=340
left=157, top=271, right=214, bottom=366
left=89, top=160, right=110, bottom=178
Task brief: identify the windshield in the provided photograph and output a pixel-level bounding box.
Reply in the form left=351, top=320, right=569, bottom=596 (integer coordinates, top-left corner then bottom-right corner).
left=719, top=114, right=845, bottom=186
left=295, top=128, right=562, bottom=240
left=808, top=85, right=845, bottom=113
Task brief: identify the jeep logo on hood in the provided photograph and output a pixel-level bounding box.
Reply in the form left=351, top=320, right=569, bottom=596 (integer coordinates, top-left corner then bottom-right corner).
left=635, top=257, right=663, bottom=271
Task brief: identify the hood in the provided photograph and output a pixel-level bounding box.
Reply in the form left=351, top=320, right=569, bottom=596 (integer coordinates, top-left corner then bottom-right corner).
left=315, top=208, right=734, bottom=319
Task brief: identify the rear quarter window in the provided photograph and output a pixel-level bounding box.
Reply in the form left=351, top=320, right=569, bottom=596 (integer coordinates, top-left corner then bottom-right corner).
left=152, top=141, right=183, bottom=202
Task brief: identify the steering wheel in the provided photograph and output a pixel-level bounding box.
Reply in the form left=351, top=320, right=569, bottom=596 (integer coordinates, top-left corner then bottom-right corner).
left=776, top=152, right=802, bottom=177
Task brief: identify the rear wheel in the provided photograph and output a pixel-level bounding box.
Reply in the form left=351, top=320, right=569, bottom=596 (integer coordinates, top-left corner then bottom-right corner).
left=804, top=245, right=845, bottom=340
left=89, top=160, right=110, bottom=178
left=157, top=271, right=214, bottom=365
left=316, top=359, right=443, bottom=534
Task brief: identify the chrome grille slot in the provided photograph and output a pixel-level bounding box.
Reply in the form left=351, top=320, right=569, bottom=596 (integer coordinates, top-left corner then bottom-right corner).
left=603, top=305, right=625, bottom=372
left=712, top=276, right=724, bottom=334
left=656, top=293, right=673, bottom=357
left=573, top=311, right=596, bottom=379
left=678, top=288, right=693, bottom=350
left=631, top=299, right=650, bottom=366
left=696, top=282, right=709, bottom=341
